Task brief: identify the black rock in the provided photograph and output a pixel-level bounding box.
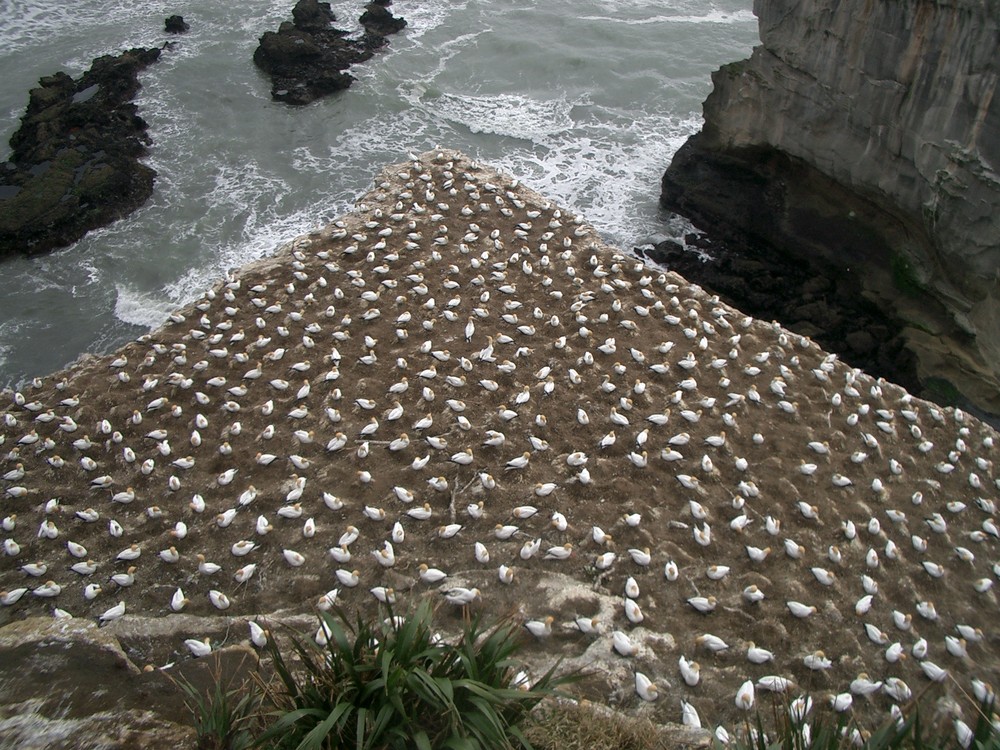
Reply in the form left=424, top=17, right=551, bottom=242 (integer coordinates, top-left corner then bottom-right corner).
left=164, top=15, right=189, bottom=33
left=291, top=0, right=340, bottom=32
left=638, top=228, right=923, bottom=399
left=360, top=2, right=407, bottom=36
left=0, top=47, right=161, bottom=258
left=253, top=0, right=404, bottom=105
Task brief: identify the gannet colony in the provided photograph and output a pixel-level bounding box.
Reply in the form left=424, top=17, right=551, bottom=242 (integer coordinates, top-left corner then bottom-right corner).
left=0, top=149, right=997, bottom=736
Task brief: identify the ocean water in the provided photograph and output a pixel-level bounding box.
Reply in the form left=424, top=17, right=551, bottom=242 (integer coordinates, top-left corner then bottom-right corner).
left=0, top=0, right=757, bottom=387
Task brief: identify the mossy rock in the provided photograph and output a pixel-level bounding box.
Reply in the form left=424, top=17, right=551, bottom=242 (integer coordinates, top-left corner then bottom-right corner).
left=0, top=47, right=159, bottom=256
left=890, top=251, right=924, bottom=297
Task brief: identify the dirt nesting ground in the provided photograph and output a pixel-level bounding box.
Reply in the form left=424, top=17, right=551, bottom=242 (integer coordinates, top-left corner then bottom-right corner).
left=0, top=149, right=997, bottom=734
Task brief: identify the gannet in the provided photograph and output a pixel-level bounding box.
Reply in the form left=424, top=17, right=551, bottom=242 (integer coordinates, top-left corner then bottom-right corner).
left=185, top=638, right=212, bottom=658
left=634, top=672, right=658, bottom=702
left=612, top=630, right=637, bottom=657
left=735, top=680, right=755, bottom=710
left=248, top=621, right=268, bottom=648
left=443, top=587, right=479, bottom=605
left=524, top=616, right=554, bottom=638
left=98, top=600, right=126, bottom=623
left=680, top=700, right=701, bottom=729
left=678, top=655, right=700, bottom=686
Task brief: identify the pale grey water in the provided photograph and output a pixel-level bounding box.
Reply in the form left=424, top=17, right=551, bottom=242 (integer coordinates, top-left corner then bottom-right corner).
left=0, top=0, right=757, bottom=387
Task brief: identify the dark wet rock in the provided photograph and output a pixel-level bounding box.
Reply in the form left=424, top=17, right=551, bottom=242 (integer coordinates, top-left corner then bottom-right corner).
left=253, top=0, right=406, bottom=105
left=637, top=230, right=924, bottom=401
left=0, top=47, right=161, bottom=258
left=291, top=0, right=337, bottom=32
left=164, top=15, right=189, bottom=34
left=660, top=0, right=1000, bottom=418
left=360, top=1, right=407, bottom=36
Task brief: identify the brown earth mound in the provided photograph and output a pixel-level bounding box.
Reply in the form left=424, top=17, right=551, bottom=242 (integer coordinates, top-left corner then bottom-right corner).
left=0, top=150, right=997, bottom=737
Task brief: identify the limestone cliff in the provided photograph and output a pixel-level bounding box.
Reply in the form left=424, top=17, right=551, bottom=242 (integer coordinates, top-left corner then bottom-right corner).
left=661, top=0, right=1000, bottom=415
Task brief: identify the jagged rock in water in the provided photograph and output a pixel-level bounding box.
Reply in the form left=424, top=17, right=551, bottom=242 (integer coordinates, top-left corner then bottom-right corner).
left=253, top=0, right=405, bottom=105
left=661, top=0, right=1000, bottom=419
left=637, top=234, right=923, bottom=401
left=360, top=1, right=407, bottom=37
left=291, top=0, right=337, bottom=32
left=0, top=47, right=161, bottom=258
left=163, top=15, right=189, bottom=34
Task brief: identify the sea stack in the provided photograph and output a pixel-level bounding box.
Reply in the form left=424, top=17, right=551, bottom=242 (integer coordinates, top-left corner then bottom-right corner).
left=252, top=0, right=406, bottom=105
left=164, top=15, right=189, bottom=34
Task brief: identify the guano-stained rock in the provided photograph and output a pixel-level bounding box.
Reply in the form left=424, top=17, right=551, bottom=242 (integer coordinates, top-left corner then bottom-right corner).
left=0, top=149, right=997, bottom=740
left=0, top=617, right=194, bottom=750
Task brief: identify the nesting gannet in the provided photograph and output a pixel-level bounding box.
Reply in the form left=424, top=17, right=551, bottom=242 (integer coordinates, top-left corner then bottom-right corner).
left=524, top=616, right=554, bottom=638
left=734, top=680, right=755, bottom=711
left=746, top=643, right=774, bottom=664
left=627, top=547, right=651, bottom=566
left=248, top=621, right=268, bottom=648
left=612, top=630, right=638, bottom=657
left=634, top=672, right=658, bottom=702
left=787, top=601, right=817, bottom=618
left=443, top=587, right=480, bottom=606
left=185, top=638, right=213, bottom=658
left=687, top=596, right=717, bottom=614
left=678, top=655, right=701, bottom=686
left=696, top=633, right=729, bottom=653
left=98, top=601, right=126, bottom=623
left=680, top=700, right=701, bottom=729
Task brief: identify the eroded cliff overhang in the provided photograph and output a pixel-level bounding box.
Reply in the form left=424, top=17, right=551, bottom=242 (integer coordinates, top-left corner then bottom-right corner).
left=662, top=0, right=1000, bottom=416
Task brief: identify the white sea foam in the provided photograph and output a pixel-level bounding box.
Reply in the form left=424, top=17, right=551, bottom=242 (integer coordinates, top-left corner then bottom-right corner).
left=423, top=92, right=577, bottom=140
left=489, top=109, right=704, bottom=249
left=0, top=0, right=758, bottom=389
left=113, top=285, right=177, bottom=329
left=235, top=0, right=296, bottom=34
left=80, top=259, right=102, bottom=286
left=323, top=106, right=446, bottom=169
left=0, top=0, right=178, bottom=58
left=160, top=204, right=327, bottom=310
left=578, top=9, right=756, bottom=25
left=385, top=27, right=491, bottom=91
left=392, top=0, right=468, bottom=43
left=0, top=317, right=32, bottom=387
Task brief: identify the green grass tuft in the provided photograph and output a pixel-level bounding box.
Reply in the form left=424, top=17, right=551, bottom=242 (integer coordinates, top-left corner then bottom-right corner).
left=253, top=599, right=579, bottom=750
left=719, top=690, right=1000, bottom=750
left=168, top=654, right=258, bottom=750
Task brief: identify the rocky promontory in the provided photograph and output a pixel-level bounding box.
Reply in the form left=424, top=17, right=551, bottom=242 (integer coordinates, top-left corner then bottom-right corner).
left=661, top=0, right=1000, bottom=418
left=1, top=150, right=997, bottom=743
left=253, top=0, right=406, bottom=105
left=0, top=47, right=161, bottom=258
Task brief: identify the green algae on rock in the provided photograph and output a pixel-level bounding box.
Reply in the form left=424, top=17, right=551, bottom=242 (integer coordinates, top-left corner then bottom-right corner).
left=0, top=47, right=161, bottom=258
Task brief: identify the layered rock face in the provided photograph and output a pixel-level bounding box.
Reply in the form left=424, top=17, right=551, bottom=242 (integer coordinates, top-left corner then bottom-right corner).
left=661, top=0, right=1000, bottom=416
